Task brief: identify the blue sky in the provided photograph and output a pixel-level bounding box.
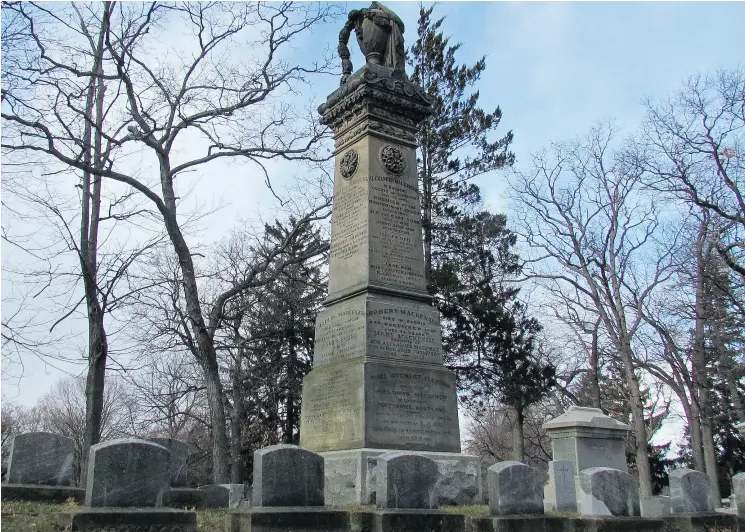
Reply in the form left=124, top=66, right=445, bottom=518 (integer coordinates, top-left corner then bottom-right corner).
left=3, top=1, right=744, bottom=415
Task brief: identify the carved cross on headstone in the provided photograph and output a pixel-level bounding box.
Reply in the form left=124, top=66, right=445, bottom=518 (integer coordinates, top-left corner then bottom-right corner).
left=556, top=461, right=571, bottom=484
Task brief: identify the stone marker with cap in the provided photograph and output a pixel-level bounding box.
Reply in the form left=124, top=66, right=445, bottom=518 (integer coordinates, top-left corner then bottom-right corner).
left=375, top=452, right=438, bottom=509
left=487, top=461, right=544, bottom=516
left=669, top=468, right=714, bottom=514
left=578, top=467, right=640, bottom=517
left=297, top=0, right=481, bottom=507
left=6, top=432, right=75, bottom=486
left=544, top=460, right=577, bottom=513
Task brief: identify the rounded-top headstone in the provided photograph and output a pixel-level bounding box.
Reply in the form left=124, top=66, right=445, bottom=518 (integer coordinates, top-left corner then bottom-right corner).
left=148, top=437, right=189, bottom=487
left=6, top=432, right=74, bottom=486
left=579, top=467, right=640, bottom=516
left=85, top=438, right=171, bottom=507
left=253, top=444, right=324, bottom=507
left=376, top=452, right=438, bottom=509
left=669, top=468, right=714, bottom=514
left=487, top=461, right=544, bottom=515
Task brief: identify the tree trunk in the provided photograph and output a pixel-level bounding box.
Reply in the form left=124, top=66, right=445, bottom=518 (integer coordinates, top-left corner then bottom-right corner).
left=589, top=318, right=602, bottom=410
left=512, top=406, right=525, bottom=462
left=230, top=323, right=244, bottom=484
left=688, top=398, right=706, bottom=472
left=80, top=6, right=109, bottom=486
left=619, top=343, right=653, bottom=497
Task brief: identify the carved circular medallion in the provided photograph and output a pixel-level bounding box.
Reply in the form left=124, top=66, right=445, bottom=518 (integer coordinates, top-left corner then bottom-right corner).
left=380, top=145, right=406, bottom=175
left=339, top=149, right=359, bottom=179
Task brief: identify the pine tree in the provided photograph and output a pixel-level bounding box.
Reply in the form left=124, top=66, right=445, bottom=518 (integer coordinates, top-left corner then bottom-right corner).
left=409, top=5, right=515, bottom=294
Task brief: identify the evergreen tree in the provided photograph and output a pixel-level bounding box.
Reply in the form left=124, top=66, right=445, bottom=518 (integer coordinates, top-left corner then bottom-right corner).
left=409, top=5, right=515, bottom=294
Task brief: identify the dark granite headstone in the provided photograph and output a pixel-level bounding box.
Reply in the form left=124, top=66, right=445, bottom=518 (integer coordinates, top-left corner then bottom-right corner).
left=669, top=468, right=714, bottom=513
left=148, top=437, right=189, bottom=486
left=487, top=461, right=543, bottom=515
left=253, top=444, right=324, bottom=507
left=85, top=438, right=171, bottom=507
left=6, top=432, right=74, bottom=486
left=579, top=467, right=640, bottom=516
left=376, top=452, right=438, bottom=509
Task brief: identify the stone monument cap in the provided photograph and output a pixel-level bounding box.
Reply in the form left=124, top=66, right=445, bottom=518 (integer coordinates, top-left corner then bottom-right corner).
left=542, top=406, right=631, bottom=433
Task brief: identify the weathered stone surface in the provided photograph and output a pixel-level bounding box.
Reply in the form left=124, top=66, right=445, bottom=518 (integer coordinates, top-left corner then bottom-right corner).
left=56, top=507, right=196, bottom=532
left=163, top=487, right=205, bottom=509
left=376, top=452, right=438, bottom=509
left=301, top=355, right=461, bottom=453
left=669, top=468, right=714, bottom=514
left=641, top=495, right=671, bottom=517
left=545, top=460, right=577, bottom=513
left=578, top=467, right=640, bottom=517
left=226, top=508, right=354, bottom=532
left=487, top=461, right=543, bottom=516
left=85, top=438, right=171, bottom=507
left=543, top=407, right=630, bottom=474
left=253, top=444, right=324, bottom=507
left=197, top=483, right=244, bottom=508
left=734, top=472, right=745, bottom=516
left=148, top=438, right=189, bottom=487
left=6, top=432, right=74, bottom=486
left=0, top=483, right=85, bottom=504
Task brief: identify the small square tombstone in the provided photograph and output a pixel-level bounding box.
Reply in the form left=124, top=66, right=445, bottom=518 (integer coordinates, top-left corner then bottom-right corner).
left=199, top=484, right=244, bottom=508
left=544, top=460, right=577, bottom=513
left=253, top=444, right=324, bottom=507
left=149, top=438, right=189, bottom=487
left=641, top=495, right=671, bottom=517
left=6, top=432, right=74, bottom=486
left=579, top=467, right=640, bottom=517
left=669, top=468, right=714, bottom=514
left=733, top=472, right=745, bottom=516
left=85, top=438, right=171, bottom=507
left=376, top=452, right=438, bottom=509
left=487, top=461, right=544, bottom=516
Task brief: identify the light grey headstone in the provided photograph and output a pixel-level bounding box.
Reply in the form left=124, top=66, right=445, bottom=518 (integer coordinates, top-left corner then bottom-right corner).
left=733, top=472, right=745, bottom=516
left=6, top=432, right=74, bottom=486
left=579, top=467, right=640, bottom=516
left=85, top=438, right=171, bottom=507
left=641, top=495, right=671, bottom=517
left=669, top=468, right=714, bottom=514
left=376, top=452, right=438, bottom=509
left=149, top=438, right=189, bottom=487
left=487, top=461, right=543, bottom=516
left=544, top=460, right=577, bottom=513
left=253, top=444, right=324, bottom=507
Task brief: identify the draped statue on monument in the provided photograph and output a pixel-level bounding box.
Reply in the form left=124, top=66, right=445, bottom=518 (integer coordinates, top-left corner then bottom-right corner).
left=339, top=1, right=407, bottom=85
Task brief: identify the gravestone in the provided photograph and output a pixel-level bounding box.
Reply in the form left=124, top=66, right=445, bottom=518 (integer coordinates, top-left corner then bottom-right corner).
left=253, top=444, right=324, bottom=507
left=298, top=1, right=480, bottom=505
left=85, top=438, right=171, bottom=507
left=641, top=495, right=671, bottom=517
left=376, top=452, right=438, bottom=509
left=578, top=467, right=640, bottom=517
left=544, top=460, right=577, bottom=513
left=487, top=461, right=543, bottom=516
left=149, top=437, right=189, bottom=487
left=733, top=472, right=745, bottom=516
left=6, top=432, right=74, bottom=486
left=199, top=484, right=244, bottom=508
left=669, top=468, right=714, bottom=514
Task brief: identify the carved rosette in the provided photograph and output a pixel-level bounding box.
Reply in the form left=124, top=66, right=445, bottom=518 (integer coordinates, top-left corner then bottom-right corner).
left=379, top=145, right=405, bottom=175
left=339, top=149, right=359, bottom=179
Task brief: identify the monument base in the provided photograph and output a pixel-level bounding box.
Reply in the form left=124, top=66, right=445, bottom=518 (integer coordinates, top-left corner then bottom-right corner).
left=1, top=483, right=85, bottom=503
left=56, top=507, right=197, bottom=532
left=321, top=448, right=482, bottom=506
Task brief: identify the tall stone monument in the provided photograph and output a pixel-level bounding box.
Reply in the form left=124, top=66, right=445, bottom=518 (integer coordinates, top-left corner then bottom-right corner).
left=300, top=2, right=478, bottom=505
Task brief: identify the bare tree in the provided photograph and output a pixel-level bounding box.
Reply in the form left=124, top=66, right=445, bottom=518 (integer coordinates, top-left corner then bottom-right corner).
left=635, top=68, right=745, bottom=280
left=2, top=2, right=337, bottom=482
left=510, top=122, right=680, bottom=496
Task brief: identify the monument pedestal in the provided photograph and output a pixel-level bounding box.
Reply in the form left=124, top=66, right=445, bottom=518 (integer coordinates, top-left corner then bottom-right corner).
left=321, top=448, right=482, bottom=506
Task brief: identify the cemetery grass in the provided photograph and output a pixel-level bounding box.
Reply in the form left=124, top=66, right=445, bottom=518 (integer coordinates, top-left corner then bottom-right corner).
left=0, top=500, right=228, bottom=532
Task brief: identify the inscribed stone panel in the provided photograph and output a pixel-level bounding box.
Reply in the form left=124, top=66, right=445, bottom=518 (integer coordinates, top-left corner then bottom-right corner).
left=365, top=298, right=442, bottom=364
left=364, top=363, right=460, bottom=452
left=300, top=363, right=364, bottom=451
left=313, top=298, right=367, bottom=366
